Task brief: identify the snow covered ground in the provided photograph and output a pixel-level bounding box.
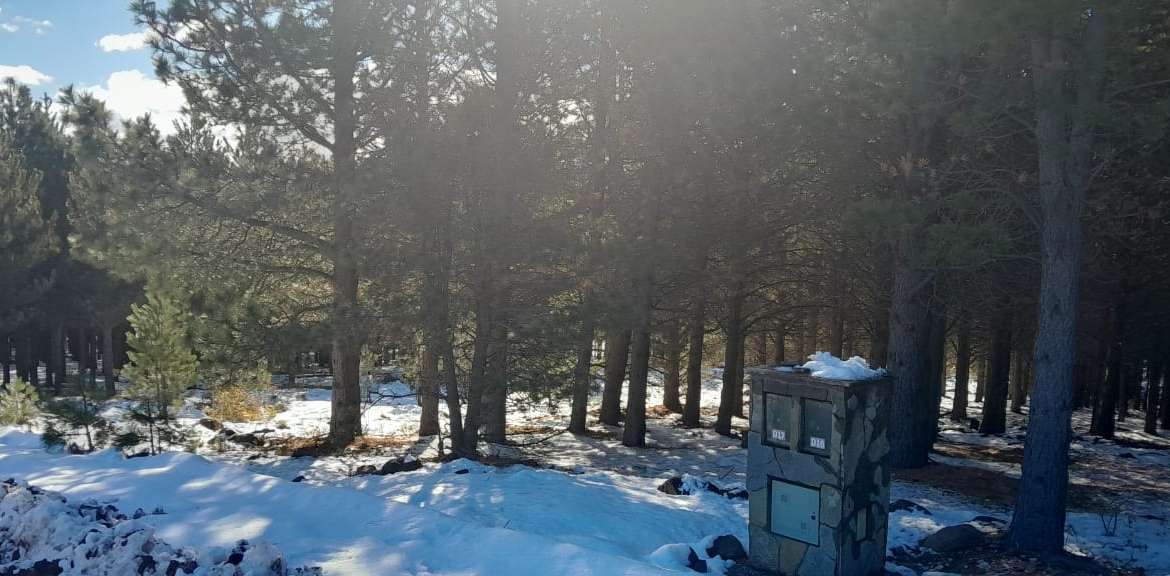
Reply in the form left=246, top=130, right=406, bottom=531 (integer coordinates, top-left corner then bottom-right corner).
left=3, top=363, right=1169, bottom=575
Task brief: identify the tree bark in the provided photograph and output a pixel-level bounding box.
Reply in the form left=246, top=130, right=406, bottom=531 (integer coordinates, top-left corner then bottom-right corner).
left=102, top=324, right=116, bottom=395
left=1009, top=12, right=1104, bottom=551
left=772, top=321, right=786, bottom=365
left=886, top=257, right=933, bottom=468
left=1145, top=358, right=1162, bottom=435
left=753, top=331, right=768, bottom=367
left=1161, top=356, right=1170, bottom=430
left=663, top=319, right=683, bottom=413
left=441, top=337, right=463, bottom=448
left=975, top=349, right=987, bottom=404
left=715, top=284, right=745, bottom=436
left=801, top=310, right=818, bottom=359
left=682, top=291, right=706, bottom=428
left=1010, top=341, right=1027, bottom=414
left=1091, top=309, right=1122, bottom=439
left=569, top=314, right=597, bottom=433
left=622, top=288, right=653, bottom=447
left=326, top=0, right=363, bottom=448
left=980, top=309, right=1012, bottom=435
left=76, top=328, right=89, bottom=391
left=600, top=328, right=631, bottom=425
left=482, top=322, right=509, bottom=444
left=951, top=315, right=971, bottom=421
left=734, top=331, right=747, bottom=417
left=570, top=19, right=614, bottom=434
left=50, top=322, right=65, bottom=393
left=925, top=307, right=947, bottom=443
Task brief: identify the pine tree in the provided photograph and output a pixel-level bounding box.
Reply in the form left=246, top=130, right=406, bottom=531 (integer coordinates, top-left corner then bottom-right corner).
left=121, top=286, right=197, bottom=453
left=0, top=136, right=55, bottom=325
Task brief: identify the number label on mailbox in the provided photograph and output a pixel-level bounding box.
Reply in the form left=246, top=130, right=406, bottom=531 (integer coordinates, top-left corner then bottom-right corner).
left=809, top=436, right=826, bottom=450
left=771, top=429, right=787, bottom=442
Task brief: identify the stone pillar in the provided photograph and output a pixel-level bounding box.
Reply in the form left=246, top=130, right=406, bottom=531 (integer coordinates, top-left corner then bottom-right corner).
left=745, top=367, right=891, bottom=576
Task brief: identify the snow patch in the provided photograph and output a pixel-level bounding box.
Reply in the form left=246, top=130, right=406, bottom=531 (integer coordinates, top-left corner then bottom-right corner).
left=800, top=352, right=885, bottom=380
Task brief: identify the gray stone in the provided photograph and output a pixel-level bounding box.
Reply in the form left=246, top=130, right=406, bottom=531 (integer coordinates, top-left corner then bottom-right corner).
left=706, top=535, right=747, bottom=562
left=919, top=524, right=987, bottom=553
left=686, top=548, right=708, bottom=573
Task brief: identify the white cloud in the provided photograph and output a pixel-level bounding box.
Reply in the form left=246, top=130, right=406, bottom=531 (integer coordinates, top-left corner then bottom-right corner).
left=4, top=16, right=52, bottom=34
left=97, top=31, right=150, bottom=52
left=77, top=70, right=187, bottom=135
left=0, top=64, right=52, bottom=85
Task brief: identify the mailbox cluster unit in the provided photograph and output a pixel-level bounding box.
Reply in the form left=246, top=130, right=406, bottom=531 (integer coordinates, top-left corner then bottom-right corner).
left=745, top=367, right=891, bottom=576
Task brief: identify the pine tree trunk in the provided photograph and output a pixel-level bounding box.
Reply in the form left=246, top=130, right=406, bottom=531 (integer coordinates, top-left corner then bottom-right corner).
left=441, top=338, right=463, bottom=448
left=569, top=320, right=596, bottom=434
left=51, top=322, right=65, bottom=394
left=600, top=328, right=630, bottom=426
left=886, top=257, right=933, bottom=468
left=1, top=337, right=9, bottom=386
left=925, top=307, right=947, bottom=444
left=951, top=315, right=971, bottom=421
left=801, top=310, right=818, bottom=359
left=753, top=332, right=768, bottom=367
left=77, top=328, right=89, bottom=391
left=1009, top=14, right=1104, bottom=551
left=1010, top=343, right=1027, bottom=414
left=1091, top=304, right=1122, bottom=438
left=870, top=306, right=890, bottom=369
left=772, top=322, right=786, bottom=365
left=326, top=0, right=363, bottom=448
left=734, top=332, right=747, bottom=417
left=663, top=319, right=683, bottom=413
left=682, top=292, right=706, bottom=428
left=460, top=277, right=494, bottom=452
left=102, top=324, right=116, bottom=395
left=1145, top=358, right=1162, bottom=435
left=570, top=18, right=614, bottom=434
left=1118, top=359, right=1136, bottom=422
left=980, top=310, right=1012, bottom=435
left=1160, top=357, right=1170, bottom=430
left=418, top=343, right=441, bottom=437
left=715, top=284, right=745, bottom=436
left=482, top=322, right=509, bottom=444
left=622, top=286, right=653, bottom=447
left=974, top=350, right=987, bottom=404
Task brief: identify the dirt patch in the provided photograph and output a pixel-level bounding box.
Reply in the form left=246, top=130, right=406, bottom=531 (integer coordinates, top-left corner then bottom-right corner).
left=935, top=441, right=1024, bottom=464
left=647, top=405, right=677, bottom=418
left=933, top=438, right=1170, bottom=507
left=894, top=462, right=1111, bottom=512
left=269, top=434, right=416, bottom=457
left=890, top=540, right=1135, bottom=576
left=506, top=424, right=560, bottom=436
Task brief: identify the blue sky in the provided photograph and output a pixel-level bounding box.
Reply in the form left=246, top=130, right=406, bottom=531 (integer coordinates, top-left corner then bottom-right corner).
left=0, top=0, right=186, bottom=132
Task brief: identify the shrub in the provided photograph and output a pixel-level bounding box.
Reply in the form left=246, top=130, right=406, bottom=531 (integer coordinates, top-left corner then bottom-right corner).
left=207, top=385, right=274, bottom=422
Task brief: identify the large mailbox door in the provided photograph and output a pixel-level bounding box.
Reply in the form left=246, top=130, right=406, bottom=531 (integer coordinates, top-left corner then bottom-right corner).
left=769, top=479, right=820, bottom=545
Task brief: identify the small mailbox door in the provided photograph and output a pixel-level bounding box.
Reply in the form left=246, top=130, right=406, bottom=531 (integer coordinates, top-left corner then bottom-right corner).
left=801, top=398, right=833, bottom=456
left=769, top=479, right=820, bottom=545
left=763, top=393, right=793, bottom=447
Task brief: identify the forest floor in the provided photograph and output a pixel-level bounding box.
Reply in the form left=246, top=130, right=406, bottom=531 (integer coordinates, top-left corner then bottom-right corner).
left=2, top=369, right=1168, bottom=575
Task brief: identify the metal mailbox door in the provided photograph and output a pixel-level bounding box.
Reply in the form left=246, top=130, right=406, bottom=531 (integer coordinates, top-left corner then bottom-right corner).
left=769, top=479, right=820, bottom=545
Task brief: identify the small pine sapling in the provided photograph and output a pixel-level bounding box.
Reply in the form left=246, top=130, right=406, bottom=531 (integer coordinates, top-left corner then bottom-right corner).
left=0, top=377, right=40, bottom=428
left=41, top=387, right=111, bottom=453
left=119, top=286, right=198, bottom=454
